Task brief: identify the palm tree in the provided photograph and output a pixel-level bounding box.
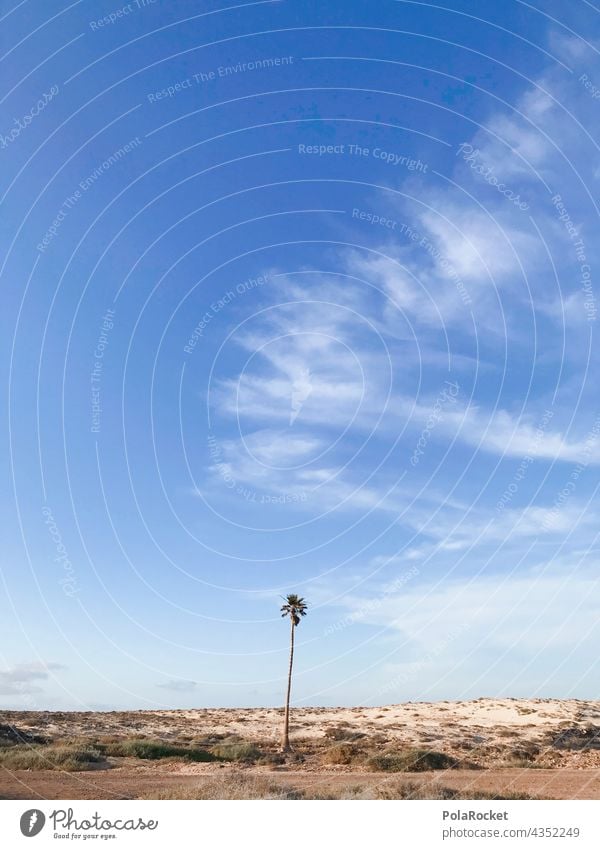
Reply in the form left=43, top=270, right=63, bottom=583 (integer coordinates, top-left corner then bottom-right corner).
left=280, top=593, right=308, bottom=751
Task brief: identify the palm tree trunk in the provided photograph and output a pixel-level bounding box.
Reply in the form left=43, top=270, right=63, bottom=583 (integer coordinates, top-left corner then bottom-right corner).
left=281, top=616, right=295, bottom=750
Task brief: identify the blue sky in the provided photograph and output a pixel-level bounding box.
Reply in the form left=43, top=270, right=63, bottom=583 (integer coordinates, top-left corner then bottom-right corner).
left=1, top=0, right=600, bottom=709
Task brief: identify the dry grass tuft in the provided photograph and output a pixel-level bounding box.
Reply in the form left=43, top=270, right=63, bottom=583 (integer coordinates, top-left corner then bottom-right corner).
left=140, top=775, right=543, bottom=800
left=142, top=775, right=295, bottom=800
left=210, top=740, right=261, bottom=762
left=323, top=724, right=364, bottom=742
left=321, top=743, right=362, bottom=765
left=0, top=744, right=105, bottom=771
left=102, top=739, right=216, bottom=762
left=367, top=748, right=458, bottom=773
left=374, top=781, right=540, bottom=800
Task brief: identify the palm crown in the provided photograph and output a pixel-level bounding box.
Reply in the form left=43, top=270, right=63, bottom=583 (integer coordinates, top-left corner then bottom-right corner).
left=280, top=594, right=308, bottom=627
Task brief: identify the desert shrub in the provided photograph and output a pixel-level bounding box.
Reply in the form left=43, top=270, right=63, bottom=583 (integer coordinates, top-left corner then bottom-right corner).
left=375, top=782, right=539, bottom=800
left=260, top=751, right=286, bottom=766
left=324, top=725, right=364, bottom=741
left=506, top=743, right=540, bottom=763
left=0, top=745, right=104, bottom=771
left=470, top=789, right=540, bottom=800
left=192, top=732, right=227, bottom=746
left=94, top=734, right=122, bottom=745
left=551, top=725, right=600, bottom=751
left=455, top=741, right=475, bottom=751
left=143, top=775, right=292, bottom=800
left=18, top=717, right=45, bottom=727
left=144, top=778, right=365, bottom=801
left=0, top=724, right=46, bottom=747
left=376, top=781, right=463, bottom=800
left=103, top=739, right=215, bottom=762
left=322, top=743, right=360, bottom=765
left=367, top=748, right=457, bottom=772
left=503, top=757, right=545, bottom=769
left=294, top=785, right=368, bottom=800
left=141, top=777, right=542, bottom=801
left=210, top=740, right=261, bottom=762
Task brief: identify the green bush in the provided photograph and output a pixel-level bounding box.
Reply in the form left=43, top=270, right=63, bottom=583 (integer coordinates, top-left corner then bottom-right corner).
left=0, top=745, right=104, bottom=771
left=322, top=743, right=360, bottom=765
left=210, top=741, right=261, bottom=762
left=103, top=739, right=215, bottom=762
left=367, top=748, right=457, bottom=772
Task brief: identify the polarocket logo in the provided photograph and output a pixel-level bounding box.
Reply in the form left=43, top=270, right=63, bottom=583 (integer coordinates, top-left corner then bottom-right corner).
left=20, top=809, right=46, bottom=837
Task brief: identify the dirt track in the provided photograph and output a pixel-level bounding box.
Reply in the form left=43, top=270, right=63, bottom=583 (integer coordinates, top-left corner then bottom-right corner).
left=2, top=766, right=600, bottom=800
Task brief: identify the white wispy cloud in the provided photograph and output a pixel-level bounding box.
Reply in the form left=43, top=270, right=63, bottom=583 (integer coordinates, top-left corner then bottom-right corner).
left=408, top=500, right=595, bottom=549
left=211, top=284, right=382, bottom=431
left=329, top=566, right=600, bottom=655
left=429, top=403, right=600, bottom=465
left=204, top=263, right=599, bottom=525
left=0, top=662, right=66, bottom=696
left=324, top=563, right=600, bottom=702
left=463, top=32, right=600, bottom=189
left=156, top=679, right=198, bottom=693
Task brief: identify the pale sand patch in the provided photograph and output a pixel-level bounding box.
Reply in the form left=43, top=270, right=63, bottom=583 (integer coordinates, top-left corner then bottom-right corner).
left=152, top=698, right=596, bottom=739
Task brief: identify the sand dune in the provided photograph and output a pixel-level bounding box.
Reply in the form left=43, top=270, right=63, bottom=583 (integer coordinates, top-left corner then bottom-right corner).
left=1, top=699, right=599, bottom=799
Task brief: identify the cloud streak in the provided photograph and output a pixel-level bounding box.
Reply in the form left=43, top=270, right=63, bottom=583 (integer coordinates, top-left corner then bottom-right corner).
left=0, top=662, right=66, bottom=697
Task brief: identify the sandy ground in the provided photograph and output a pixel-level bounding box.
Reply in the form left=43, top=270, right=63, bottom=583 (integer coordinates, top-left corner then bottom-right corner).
left=1, top=698, right=599, bottom=799
left=2, top=767, right=600, bottom=801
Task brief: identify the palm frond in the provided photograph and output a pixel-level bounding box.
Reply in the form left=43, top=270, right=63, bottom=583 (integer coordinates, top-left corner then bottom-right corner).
left=280, top=593, right=308, bottom=624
